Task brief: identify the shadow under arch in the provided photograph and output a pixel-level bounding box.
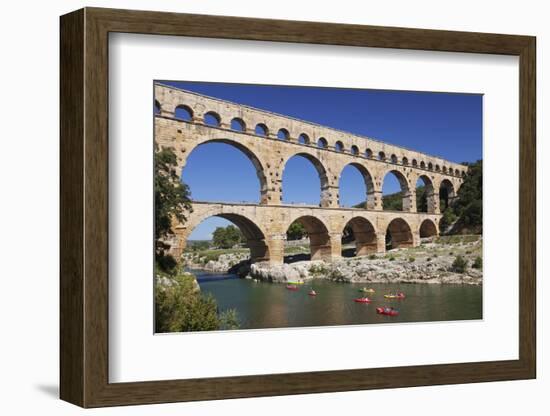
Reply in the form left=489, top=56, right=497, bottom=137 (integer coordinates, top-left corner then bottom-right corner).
left=386, top=217, right=414, bottom=249
left=338, top=162, right=375, bottom=209
left=342, top=216, right=378, bottom=257
left=184, top=138, right=269, bottom=204
left=282, top=152, right=330, bottom=207
left=382, top=169, right=411, bottom=211
left=286, top=215, right=331, bottom=261
left=439, top=179, right=456, bottom=210
left=416, top=174, right=436, bottom=213
left=419, top=218, right=438, bottom=238
left=185, top=212, right=270, bottom=263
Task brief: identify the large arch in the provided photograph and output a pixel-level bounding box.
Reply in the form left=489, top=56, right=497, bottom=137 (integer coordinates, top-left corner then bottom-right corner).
left=419, top=219, right=438, bottom=239
left=415, top=174, right=436, bottom=213
left=381, top=169, right=411, bottom=211
left=439, top=179, right=456, bottom=210
left=386, top=218, right=414, bottom=249
left=338, top=162, right=375, bottom=209
left=184, top=212, right=270, bottom=262
left=282, top=152, right=330, bottom=207
left=342, top=217, right=377, bottom=257
left=183, top=138, right=269, bottom=203
left=286, top=215, right=332, bottom=261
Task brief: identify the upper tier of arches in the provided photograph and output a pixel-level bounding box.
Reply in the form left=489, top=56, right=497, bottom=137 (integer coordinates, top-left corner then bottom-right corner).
left=155, top=84, right=467, bottom=178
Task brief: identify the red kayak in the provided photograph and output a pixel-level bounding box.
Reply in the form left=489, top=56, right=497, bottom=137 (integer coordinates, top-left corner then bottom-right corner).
left=376, top=307, right=399, bottom=316
left=286, top=285, right=299, bottom=291
left=354, top=297, right=372, bottom=303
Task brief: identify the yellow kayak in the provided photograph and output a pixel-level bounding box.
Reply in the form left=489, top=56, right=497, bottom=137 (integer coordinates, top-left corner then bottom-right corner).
left=384, top=293, right=406, bottom=299
left=287, top=281, right=304, bottom=285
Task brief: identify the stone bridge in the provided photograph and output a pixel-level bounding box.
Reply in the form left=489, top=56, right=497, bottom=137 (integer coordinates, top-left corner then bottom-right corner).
left=154, top=83, right=466, bottom=264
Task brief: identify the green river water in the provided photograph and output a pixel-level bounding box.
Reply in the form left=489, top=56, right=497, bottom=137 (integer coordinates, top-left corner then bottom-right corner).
left=193, top=270, right=483, bottom=330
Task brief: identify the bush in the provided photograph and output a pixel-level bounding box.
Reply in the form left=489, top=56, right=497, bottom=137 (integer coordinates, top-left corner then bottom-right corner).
left=408, top=257, right=415, bottom=263
left=427, top=257, right=432, bottom=262
left=157, top=254, right=178, bottom=274
left=451, top=256, right=468, bottom=273
left=472, top=256, right=483, bottom=269
left=389, top=256, right=396, bottom=261
left=368, top=254, right=377, bottom=260
left=155, top=273, right=239, bottom=333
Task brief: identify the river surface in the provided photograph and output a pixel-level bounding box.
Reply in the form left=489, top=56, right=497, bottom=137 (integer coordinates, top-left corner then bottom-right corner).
left=192, top=270, right=483, bottom=330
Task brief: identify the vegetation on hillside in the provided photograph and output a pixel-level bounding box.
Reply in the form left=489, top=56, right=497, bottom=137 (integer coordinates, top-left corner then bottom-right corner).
left=155, top=145, right=192, bottom=272
left=440, top=160, right=482, bottom=234
left=155, top=270, right=240, bottom=332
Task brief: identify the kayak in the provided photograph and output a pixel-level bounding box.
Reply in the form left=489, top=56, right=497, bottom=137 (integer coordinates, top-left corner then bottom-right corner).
left=384, top=294, right=405, bottom=299
left=358, top=288, right=375, bottom=293
left=376, top=307, right=399, bottom=316
left=354, top=297, right=372, bottom=303
left=286, top=285, right=299, bottom=291
left=308, top=290, right=317, bottom=296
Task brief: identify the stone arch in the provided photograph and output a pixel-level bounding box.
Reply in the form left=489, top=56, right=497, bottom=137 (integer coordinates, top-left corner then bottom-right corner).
left=390, top=154, right=398, bottom=164
left=335, top=141, right=344, bottom=152
left=317, top=137, right=328, bottom=148
left=439, top=179, right=456, bottom=210
left=286, top=215, right=331, bottom=261
left=282, top=152, right=331, bottom=207
left=183, top=138, right=269, bottom=204
left=183, top=211, right=269, bottom=262
left=350, top=145, right=359, bottom=155
left=230, top=117, right=246, bottom=132
left=255, top=123, right=269, bottom=137
left=154, top=99, right=161, bottom=115
left=277, top=128, right=290, bottom=140
left=381, top=169, right=411, bottom=211
left=386, top=218, right=414, bottom=249
left=174, top=104, right=193, bottom=121
left=298, top=133, right=310, bottom=145
left=428, top=162, right=434, bottom=170
left=338, top=162, right=375, bottom=209
left=402, top=157, right=409, bottom=166
left=420, top=161, right=426, bottom=169
left=203, top=111, right=221, bottom=127
left=342, top=217, right=377, bottom=257
left=415, top=174, right=436, bottom=213
left=378, top=151, right=386, bottom=161
left=365, top=148, right=373, bottom=159
left=419, top=219, right=438, bottom=238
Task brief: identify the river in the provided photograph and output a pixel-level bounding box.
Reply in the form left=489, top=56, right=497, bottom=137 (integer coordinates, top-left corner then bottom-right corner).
left=193, top=270, right=483, bottom=330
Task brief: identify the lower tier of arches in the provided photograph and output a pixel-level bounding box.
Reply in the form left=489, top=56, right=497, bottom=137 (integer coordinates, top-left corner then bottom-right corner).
left=169, top=202, right=441, bottom=265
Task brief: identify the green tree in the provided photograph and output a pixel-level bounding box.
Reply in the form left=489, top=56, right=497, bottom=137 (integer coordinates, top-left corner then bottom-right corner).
left=155, top=145, right=192, bottom=259
left=212, top=225, right=242, bottom=249
left=287, top=221, right=307, bottom=240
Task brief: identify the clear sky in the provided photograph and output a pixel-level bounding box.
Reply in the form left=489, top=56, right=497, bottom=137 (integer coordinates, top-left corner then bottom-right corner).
left=158, top=81, right=482, bottom=241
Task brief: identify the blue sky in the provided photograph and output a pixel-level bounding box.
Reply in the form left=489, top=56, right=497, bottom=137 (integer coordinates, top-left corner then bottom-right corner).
left=158, top=81, right=482, bottom=240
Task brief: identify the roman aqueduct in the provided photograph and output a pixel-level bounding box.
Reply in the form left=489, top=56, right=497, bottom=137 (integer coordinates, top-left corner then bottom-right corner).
left=154, top=83, right=466, bottom=264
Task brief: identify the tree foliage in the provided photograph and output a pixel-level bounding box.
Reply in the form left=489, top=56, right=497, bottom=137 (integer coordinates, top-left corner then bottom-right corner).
left=286, top=221, right=307, bottom=240
left=442, top=160, right=483, bottom=234
left=155, top=273, right=240, bottom=332
left=155, top=145, right=192, bottom=243
left=212, top=225, right=242, bottom=249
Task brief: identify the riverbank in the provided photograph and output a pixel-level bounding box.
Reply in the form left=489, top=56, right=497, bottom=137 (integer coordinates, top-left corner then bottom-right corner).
left=182, top=235, right=483, bottom=285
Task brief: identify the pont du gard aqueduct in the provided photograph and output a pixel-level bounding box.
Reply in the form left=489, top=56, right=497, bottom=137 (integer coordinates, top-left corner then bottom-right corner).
left=154, top=83, right=467, bottom=265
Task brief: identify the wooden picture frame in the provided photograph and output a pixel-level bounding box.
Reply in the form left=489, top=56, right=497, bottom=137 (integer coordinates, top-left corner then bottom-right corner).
left=60, top=7, right=536, bottom=408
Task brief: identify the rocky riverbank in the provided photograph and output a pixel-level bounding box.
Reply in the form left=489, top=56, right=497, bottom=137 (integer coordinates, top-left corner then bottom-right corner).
left=183, top=235, right=483, bottom=285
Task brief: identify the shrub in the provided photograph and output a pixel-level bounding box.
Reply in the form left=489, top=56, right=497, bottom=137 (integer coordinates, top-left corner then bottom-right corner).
left=472, top=256, right=483, bottom=269
left=157, top=254, right=178, bottom=274
left=427, top=257, right=432, bottom=262
left=368, top=254, right=377, bottom=260
left=408, top=257, right=415, bottom=263
left=449, top=251, right=454, bottom=256
left=389, top=256, right=396, bottom=261
left=451, top=255, right=468, bottom=273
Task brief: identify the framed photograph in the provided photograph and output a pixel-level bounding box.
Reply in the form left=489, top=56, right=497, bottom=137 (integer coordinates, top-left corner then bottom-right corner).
left=60, top=7, right=536, bottom=408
